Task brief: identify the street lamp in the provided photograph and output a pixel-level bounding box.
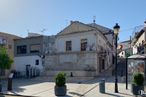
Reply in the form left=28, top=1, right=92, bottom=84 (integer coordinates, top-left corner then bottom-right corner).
left=113, top=23, right=120, bottom=93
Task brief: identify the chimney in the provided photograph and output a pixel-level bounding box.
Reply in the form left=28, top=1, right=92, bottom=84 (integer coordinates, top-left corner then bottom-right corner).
left=70, top=21, right=74, bottom=24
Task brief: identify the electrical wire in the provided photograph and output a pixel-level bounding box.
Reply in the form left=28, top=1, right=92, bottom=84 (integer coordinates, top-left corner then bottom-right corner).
left=119, top=25, right=143, bottom=33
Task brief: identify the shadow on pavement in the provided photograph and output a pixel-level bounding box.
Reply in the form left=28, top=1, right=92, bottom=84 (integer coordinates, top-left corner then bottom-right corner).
left=2, top=87, right=26, bottom=95
left=2, top=78, right=48, bottom=87
left=9, top=88, right=25, bottom=95
left=104, top=91, right=133, bottom=97
left=118, top=92, right=133, bottom=97
left=77, top=76, right=128, bottom=85
left=0, top=93, right=36, bottom=97
left=104, top=92, right=124, bottom=97
left=57, top=94, right=72, bottom=97
left=69, top=92, right=83, bottom=97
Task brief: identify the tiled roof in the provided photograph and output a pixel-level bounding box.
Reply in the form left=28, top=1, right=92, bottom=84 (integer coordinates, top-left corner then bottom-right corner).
left=87, top=23, right=112, bottom=33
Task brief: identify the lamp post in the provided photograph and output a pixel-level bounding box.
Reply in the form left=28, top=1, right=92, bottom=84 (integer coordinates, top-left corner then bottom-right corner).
left=113, top=23, right=120, bottom=93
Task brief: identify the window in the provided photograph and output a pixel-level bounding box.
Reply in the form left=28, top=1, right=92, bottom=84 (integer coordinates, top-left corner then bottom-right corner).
left=30, top=44, right=41, bottom=53
left=8, top=45, right=12, bottom=49
left=102, top=59, right=105, bottom=70
left=0, top=37, right=7, bottom=45
left=17, top=45, right=27, bottom=54
left=35, top=60, right=39, bottom=65
left=66, top=41, right=72, bottom=51
left=81, top=39, right=87, bottom=51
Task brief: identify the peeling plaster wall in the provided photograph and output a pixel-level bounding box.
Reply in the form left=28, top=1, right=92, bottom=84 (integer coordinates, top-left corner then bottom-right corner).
left=45, top=52, right=98, bottom=76
left=56, top=31, right=97, bottom=52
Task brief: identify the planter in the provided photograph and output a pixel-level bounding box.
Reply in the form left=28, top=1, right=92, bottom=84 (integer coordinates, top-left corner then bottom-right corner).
left=131, top=84, right=144, bottom=95
left=55, top=85, right=66, bottom=96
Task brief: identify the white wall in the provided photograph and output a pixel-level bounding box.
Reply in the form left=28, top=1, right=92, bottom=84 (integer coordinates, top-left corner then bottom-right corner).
left=14, top=55, right=43, bottom=73
left=53, top=28, right=113, bottom=76
left=45, top=52, right=97, bottom=71
left=133, top=46, right=138, bottom=54
left=56, top=30, right=113, bottom=67
left=56, top=31, right=97, bottom=52
left=119, top=51, right=126, bottom=58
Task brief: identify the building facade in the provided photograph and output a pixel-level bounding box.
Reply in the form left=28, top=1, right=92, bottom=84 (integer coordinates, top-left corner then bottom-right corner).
left=0, top=32, right=21, bottom=77
left=132, top=23, right=146, bottom=55
left=45, top=21, right=113, bottom=77
left=14, top=35, right=55, bottom=77
left=118, top=40, right=131, bottom=58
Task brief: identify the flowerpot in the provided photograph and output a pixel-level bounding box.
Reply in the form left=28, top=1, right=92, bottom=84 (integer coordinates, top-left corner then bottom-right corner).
left=131, top=84, right=144, bottom=95
left=55, top=85, right=66, bottom=96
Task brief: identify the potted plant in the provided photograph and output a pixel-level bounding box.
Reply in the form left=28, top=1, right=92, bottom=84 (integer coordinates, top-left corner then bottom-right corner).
left=131, top=72, right=144, bottom=95
left=54, top=72, right=66, bottom=96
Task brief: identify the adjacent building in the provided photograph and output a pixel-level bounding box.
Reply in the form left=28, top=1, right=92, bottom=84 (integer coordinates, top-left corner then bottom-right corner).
left=0, top=32, right=21, bottom=77
left=14, top=35, right=55, bottom=77
left=118, top=40, right=132, bottom=58
left=131, top=22, right=146, bottom=55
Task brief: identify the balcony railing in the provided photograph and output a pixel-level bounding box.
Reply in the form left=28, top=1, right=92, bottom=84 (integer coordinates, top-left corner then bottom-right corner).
left=137, top=45, right=144, bottom=54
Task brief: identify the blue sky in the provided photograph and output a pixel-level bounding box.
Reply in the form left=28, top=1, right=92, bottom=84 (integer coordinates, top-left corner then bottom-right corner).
left=0, top=0, right=146, bottom=42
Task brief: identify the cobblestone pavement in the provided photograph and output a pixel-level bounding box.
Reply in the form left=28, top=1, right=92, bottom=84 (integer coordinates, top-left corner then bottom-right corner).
left=0, top=76, right=134, bottom=97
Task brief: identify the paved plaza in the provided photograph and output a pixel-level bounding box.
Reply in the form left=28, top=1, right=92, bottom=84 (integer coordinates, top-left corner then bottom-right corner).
left=0, top=76, right=134, bottom=97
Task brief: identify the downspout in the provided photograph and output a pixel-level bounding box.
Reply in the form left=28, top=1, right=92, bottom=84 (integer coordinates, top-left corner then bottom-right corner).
left=95, top=32, right=99, bottom=76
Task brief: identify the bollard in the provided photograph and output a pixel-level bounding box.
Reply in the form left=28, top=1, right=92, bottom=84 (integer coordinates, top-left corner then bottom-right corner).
left=99, top=79, right=105, bottom=93
left=7, top=72, right=13, bottom=91
left=7, top=78, right=12, bottom=91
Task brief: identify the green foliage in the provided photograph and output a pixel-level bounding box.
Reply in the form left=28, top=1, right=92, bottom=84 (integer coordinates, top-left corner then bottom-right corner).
left=125, top=49, right=132, bottom=57
left=133, top=73, right=144, bottom=86
left=55, top=72, right=66, bottom=87
left=0, top=47, right=13, bottom=70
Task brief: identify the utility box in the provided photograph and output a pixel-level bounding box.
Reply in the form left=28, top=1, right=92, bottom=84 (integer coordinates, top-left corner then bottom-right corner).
left=99, top=79, right=105, bottom=93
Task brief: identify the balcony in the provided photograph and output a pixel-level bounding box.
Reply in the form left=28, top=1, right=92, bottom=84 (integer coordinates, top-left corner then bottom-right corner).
left=137, top=45, right=145, bottom=54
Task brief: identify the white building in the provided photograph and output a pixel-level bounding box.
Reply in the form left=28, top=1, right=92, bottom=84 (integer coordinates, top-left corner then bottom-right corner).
left=118, top=40, right=131, bottom=58
left=14, top=35, right=56, bottom=77
left=45, top=21, right=113, bottom=77
left=132, top=22, right=146, bottom=55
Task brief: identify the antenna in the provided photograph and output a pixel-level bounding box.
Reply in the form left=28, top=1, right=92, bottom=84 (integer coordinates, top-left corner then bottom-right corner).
left=93, top=16, right=96, bottom=23
left=40, top=28, right=47, bottom=35
left=27, top=29, right=30, bottom=33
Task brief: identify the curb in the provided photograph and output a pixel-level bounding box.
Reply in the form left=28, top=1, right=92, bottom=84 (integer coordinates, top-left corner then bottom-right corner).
left=0, top=93, right=38, bottom=97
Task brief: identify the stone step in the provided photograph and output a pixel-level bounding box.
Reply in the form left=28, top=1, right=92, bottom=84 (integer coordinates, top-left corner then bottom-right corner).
left=34, top=76, right=94, bottom=83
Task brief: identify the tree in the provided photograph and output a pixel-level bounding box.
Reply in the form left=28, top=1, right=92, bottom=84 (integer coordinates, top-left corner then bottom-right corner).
left=0, top=47, right=13, bottom=74
left=0, top=47, right=13, bottom=92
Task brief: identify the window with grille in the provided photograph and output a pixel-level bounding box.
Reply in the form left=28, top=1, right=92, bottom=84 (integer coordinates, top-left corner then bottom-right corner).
left=35, top=60, right=39, bottom=65
left=81, top=39, right=87, bottom=51
left=17, top=45, right=27, bottom=54
left=30, top=44, right=41, bottom=53
left=66, top=41, right=72, bottom=51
